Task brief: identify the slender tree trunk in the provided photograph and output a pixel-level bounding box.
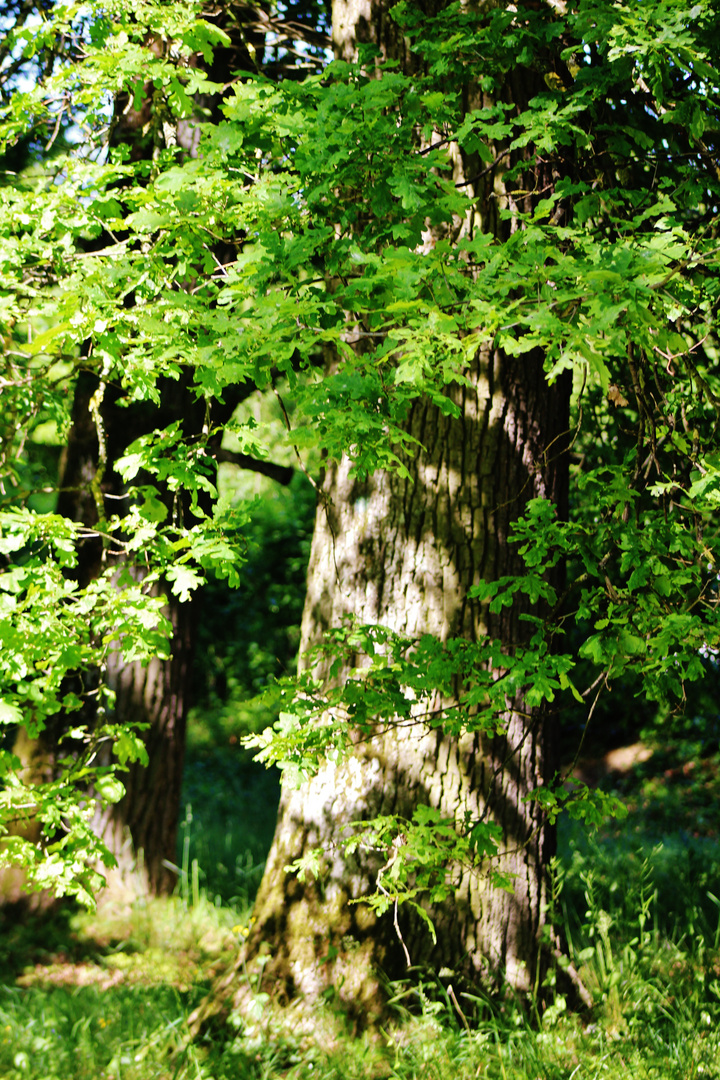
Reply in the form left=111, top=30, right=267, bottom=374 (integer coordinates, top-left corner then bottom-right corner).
left=190, top=0, right=572, bottom=1030
left=62, top=374, right=216, bottom=895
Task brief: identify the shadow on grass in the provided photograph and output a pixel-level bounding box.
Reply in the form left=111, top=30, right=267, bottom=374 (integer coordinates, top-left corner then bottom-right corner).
left=0, top=901, right=103, bottom=984
left=560, top=739, right=720, bottom=941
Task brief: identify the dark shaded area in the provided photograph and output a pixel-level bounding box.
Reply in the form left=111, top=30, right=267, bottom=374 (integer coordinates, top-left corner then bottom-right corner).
left=188, top=472, right=315, bottom=748
left=175, top=471, right=315, bottom=906
left=0, top=902, right=129, bottom=983
left=560, top=733, right=720, bottom=947
left=177, top=752, right=281, bottom=908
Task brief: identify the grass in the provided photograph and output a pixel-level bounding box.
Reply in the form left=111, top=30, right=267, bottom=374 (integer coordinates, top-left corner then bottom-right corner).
left=2, top=738, right=720, bottom=1079
left=0, top=896, right=230, bottom=1080
left=177, top=747, right=280, bottom=909
left=0, top=983, right=194, bottom=1080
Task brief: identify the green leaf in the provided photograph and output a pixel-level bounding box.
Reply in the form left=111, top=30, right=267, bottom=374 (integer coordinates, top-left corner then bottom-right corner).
left=94, top=776, right=126, bottom=805
left=166, top=565, right=203, bottom=601
left=0, top=700, right=23, bottom=727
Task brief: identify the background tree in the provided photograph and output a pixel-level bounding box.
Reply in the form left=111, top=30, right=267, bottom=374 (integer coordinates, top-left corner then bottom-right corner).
left=0, top=0, right=325, bottom=898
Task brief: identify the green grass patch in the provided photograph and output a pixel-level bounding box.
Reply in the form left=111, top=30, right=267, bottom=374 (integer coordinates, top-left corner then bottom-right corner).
left=3, top=747, right=720, bottom=1078
left=0, top=894, right=240, bottom=1080
left=0, top=983, right=198, bottom=1080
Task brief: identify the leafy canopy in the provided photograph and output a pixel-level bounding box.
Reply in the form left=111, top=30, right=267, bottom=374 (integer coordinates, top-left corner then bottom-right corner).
left=0, top=0, right=719, bottom=907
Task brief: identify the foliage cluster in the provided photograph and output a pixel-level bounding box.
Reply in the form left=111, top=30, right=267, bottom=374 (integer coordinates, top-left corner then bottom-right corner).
left=0, top=0, right=719, bottom=919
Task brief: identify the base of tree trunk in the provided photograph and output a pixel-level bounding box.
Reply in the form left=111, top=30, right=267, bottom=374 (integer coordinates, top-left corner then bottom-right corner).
left=187, top=926, right=590, bottom=1041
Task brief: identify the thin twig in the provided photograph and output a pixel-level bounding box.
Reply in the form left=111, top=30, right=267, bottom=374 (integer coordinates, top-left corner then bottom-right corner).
left=45, top=100, right=66, bottom=151
left=272, top=386, right=320, bottom=494
left=447, top=984, right=472, bottom=1035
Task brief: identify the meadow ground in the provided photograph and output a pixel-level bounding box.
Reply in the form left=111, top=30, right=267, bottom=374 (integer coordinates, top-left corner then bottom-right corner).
left=2, top=737, right=720, bottom=1080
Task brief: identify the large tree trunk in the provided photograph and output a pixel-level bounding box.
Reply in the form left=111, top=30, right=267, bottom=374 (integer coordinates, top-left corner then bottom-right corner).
left=236, top=358, right=568, bottom=1020
left=191, top=0, right=572, bottom=1028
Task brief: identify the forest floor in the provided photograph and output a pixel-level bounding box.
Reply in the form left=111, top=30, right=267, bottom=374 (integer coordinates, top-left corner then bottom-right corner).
left=1, top=736, right=720, bottom=1079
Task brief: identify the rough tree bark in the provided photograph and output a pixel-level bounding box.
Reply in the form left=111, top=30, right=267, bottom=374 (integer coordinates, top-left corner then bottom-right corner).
left=234, top=367, right=569, bottom=1020
left=193, top=0, right=573, bottom=1029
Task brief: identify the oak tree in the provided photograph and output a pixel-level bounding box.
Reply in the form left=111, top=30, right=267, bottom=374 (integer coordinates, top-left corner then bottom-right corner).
left=1, top=0, right=719, bottom=1029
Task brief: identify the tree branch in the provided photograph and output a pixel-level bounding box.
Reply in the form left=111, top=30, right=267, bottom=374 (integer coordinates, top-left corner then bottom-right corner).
left=215, top=448, right=294, bottom=486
